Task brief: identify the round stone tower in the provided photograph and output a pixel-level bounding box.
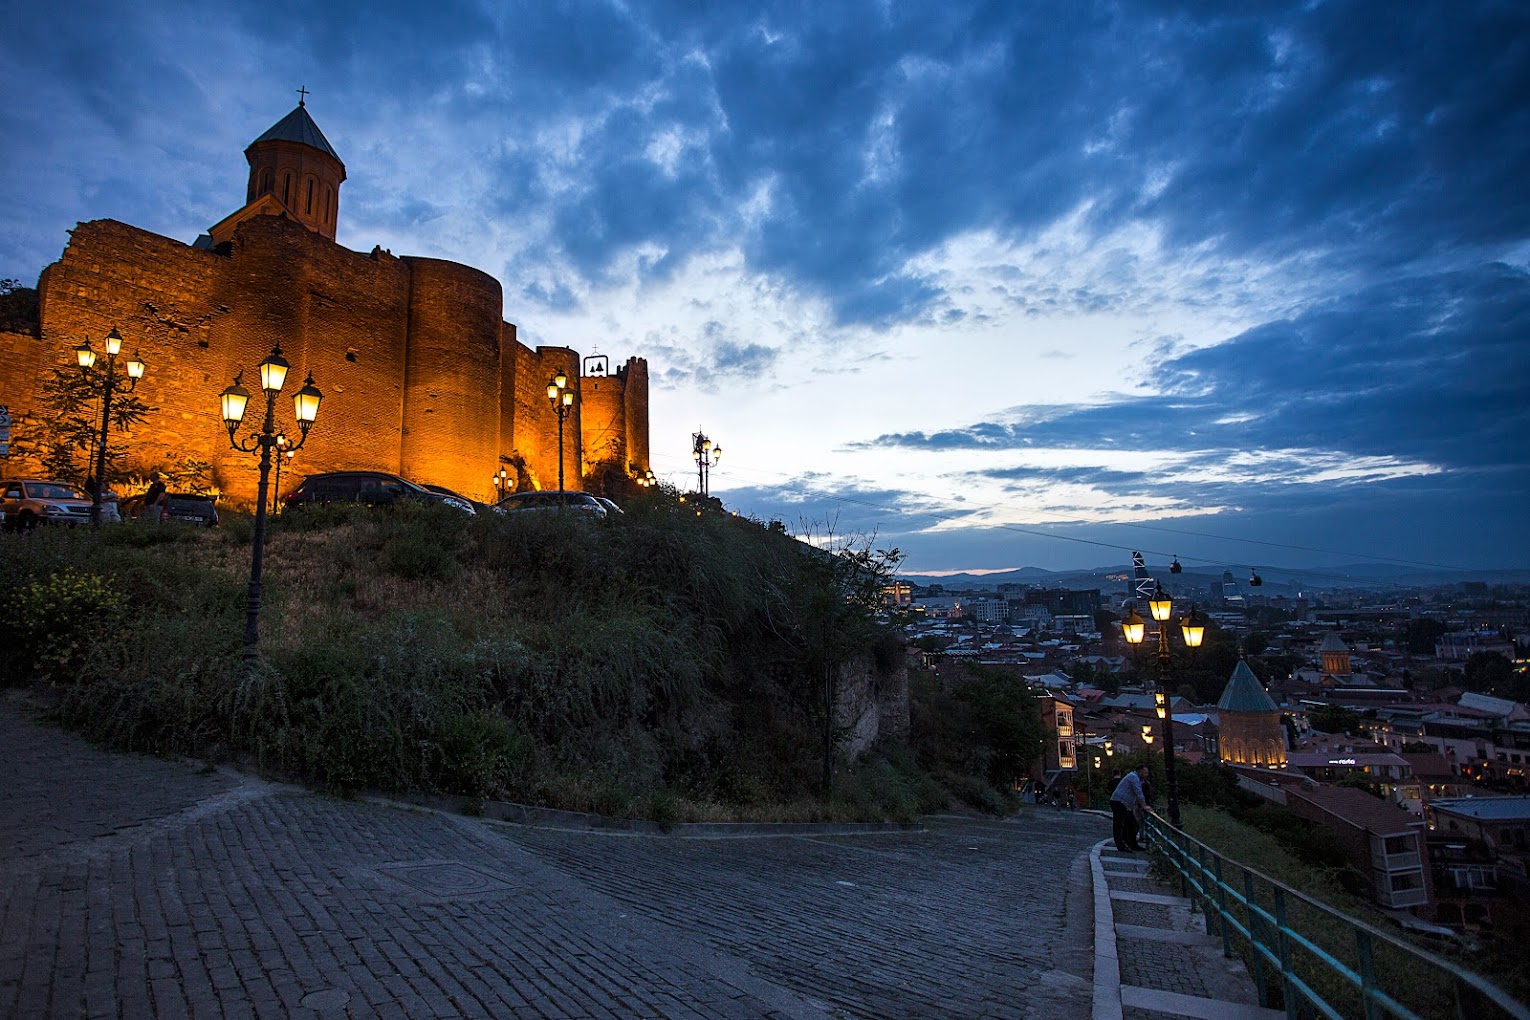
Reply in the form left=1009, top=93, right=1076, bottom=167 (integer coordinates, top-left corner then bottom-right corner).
left=243, top=96, right=346, bottom=240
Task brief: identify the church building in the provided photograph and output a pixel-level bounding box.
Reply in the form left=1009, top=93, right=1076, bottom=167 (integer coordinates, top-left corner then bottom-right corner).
left=0, top=98, right=649, bottom=504
left=1217, top=659, right=1288, bottom=769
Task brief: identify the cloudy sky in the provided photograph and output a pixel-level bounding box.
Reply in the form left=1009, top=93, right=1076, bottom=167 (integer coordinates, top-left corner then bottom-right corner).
left=3, top=1, right=1526, bottom=575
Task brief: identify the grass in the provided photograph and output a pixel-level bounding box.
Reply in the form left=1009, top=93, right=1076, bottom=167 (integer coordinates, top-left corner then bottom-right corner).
left=1176, top=805, right=1527, bottom=1019
left=0, top=496, right=1015, bottom=825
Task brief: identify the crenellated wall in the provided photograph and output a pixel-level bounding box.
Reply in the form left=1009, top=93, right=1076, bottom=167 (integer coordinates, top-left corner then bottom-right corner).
left=0, top=214, right=649, bottom=505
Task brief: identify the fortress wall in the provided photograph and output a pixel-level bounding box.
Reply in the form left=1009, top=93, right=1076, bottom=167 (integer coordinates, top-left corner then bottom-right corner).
left=400, top=257, right=502, bottom=496
left=621, top=357, right=651, bottom=471
left=496, top=321, right=521, bottom=495
left=5, top=211, right=646, bottom=503
left=510, top=345, right=581, bottom=491
left=509, top=343, right=549, bottom=489
left=224, top=218, right=414, bottom=498
left=579, top=372, right=627, bottom=472
left=0, top=328, right=48, bottom=447
left=28, top=219, right=227, bottom=479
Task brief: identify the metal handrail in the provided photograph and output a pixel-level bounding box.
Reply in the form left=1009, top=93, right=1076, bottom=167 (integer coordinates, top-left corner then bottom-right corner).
left=1143, top=812, right=1529, bottom=1020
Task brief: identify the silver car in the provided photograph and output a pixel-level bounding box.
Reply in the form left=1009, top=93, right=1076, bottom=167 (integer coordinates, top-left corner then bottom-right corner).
left=0, top=479, right=114, bottom=528
left=496, top=491, right=607, bottom=516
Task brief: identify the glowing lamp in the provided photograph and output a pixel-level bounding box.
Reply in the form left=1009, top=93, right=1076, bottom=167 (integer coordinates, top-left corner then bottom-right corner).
left=553, top=368, right=568, bottom=390
left=126, top=353, right=146, bottom=380
left=75, top=339, right=97, bottom=370
left=292, top=374, right=323, bottom=430
left=712, top=445, right=722, bottom=461
left=562, top=390, right=573, bottom=407
left=220, top=376, right=251, bottom=427
left=104, top=327, right=123, bottom=357
left=1121, top=607, right=1146, bottom=646
left=1181, top=607, right=1205, bottom=649
left=1155, top=691, right=1167, bottom=720
left=547, top=383, right=559, bottom=400
left=259, top=346, right=290, bottom=393
left=1149, top=585, right=1173, bottom=623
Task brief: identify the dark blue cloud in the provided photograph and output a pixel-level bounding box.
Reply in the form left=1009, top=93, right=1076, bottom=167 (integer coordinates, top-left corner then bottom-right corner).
left=868, top=262, right=1530, bottom=478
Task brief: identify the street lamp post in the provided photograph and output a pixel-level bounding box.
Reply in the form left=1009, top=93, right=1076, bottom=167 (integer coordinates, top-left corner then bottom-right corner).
left=219, top=346, right=323, bottom=655
left=546, top=370, right=575, bottom=494
left=73, top=328, right=145, bottom=528
left=691, top=431, right=721, bottom=496
left=493, top=467, right=510, bottom=499
left=270, top=434, right=290, bottom=514
left=1122, top=585, right=1205, bottom=828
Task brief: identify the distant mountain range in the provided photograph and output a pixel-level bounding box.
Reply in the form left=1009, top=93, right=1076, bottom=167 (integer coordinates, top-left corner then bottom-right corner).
left=901, top=563, right=1530, bottom=591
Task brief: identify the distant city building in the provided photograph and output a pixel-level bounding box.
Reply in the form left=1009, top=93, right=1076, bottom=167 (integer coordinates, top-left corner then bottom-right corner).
left=1436, top=630, right=1516, bottom=661
left=1318, top=632, right=1353, bottom=678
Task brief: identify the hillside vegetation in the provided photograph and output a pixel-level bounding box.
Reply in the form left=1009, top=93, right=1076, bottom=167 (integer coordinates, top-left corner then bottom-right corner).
left=0, top=493, right=1032, bottom=822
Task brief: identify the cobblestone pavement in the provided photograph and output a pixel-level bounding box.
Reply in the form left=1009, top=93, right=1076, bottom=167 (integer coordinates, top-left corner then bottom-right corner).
left=1, top=696, right=1105, bottom=1019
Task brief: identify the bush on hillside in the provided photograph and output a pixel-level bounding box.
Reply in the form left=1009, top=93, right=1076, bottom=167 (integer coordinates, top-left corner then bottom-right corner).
left=0, top=495, right=1004, bottom=820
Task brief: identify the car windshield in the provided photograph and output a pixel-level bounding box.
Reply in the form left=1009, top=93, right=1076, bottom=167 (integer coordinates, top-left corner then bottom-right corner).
left=33, top=483, right=84, bottom=500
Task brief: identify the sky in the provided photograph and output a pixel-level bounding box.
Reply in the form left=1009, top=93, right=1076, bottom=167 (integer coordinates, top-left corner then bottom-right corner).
left=2, top=1, right=1527, bottom=577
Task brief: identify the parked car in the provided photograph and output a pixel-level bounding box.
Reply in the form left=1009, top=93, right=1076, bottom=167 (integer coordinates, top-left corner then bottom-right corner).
left=120, top=491, right=217, bottom=526
left=495, top=491, right=607, bottom=516
left=421, top=483, right=494, bottom=515
left=593, top=497, right=624, bottom=516
left=1, top=479, right=101, bottom=528
left=283, top=471, right=475, bottom=514
left=166, top=493, right=219, bottom=526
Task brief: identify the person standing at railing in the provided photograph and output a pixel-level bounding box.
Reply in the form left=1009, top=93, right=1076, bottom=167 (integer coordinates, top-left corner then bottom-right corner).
left=1109, top=764, right=1150, bottom=852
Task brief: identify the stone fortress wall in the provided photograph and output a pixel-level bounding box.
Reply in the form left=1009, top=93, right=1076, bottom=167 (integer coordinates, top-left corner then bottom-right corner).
left=0, top=104, right=649, bottom=506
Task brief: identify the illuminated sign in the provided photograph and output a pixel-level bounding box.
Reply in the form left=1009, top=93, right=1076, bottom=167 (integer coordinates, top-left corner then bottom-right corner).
left=1329, top=758, right=1358, bottom=765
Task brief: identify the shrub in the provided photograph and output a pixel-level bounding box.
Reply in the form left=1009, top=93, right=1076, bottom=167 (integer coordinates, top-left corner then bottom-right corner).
left=1, top=568, right=124, bottom=684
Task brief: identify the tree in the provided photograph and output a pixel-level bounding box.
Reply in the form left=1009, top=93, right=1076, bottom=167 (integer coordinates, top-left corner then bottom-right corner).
left=11, top=365, right=154, bottom=486
left=1309, top=703, right=1362, bottom=736
left=950, top=665, right=1048, bottom=786
left=0, top=278, right=39, bottom=334
left=1404, top=618, right=1447, bottom=655
left=764, top=519, right=905, bottom=794
left=1463, top=651, right=1515, bottom=697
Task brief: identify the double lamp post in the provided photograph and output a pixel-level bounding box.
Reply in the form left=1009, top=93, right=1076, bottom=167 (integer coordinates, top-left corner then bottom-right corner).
left=73, top=327, right=145, bottom=528
left=691, top=431, right=721, bottom=496
left=1121, top=584, right=1204, bottom=828
left=547, top=369, right=575, bottom=494
left=219, top=346, right=323, bottom=654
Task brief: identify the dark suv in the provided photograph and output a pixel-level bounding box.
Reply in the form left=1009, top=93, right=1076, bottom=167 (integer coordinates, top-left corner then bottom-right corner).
left=284, top=471, right=475, bottom=514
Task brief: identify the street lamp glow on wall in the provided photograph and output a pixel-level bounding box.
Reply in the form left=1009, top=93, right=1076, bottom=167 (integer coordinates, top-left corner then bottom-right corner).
left=73, top=326, right=146, bottom=528
left=219, top=345, right=323, bottom=655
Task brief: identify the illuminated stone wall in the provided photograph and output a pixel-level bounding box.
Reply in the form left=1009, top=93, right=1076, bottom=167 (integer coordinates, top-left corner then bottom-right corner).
left=0, top=215, right=648, bottom=504
left=1219, top=710, right=1288, bottom=768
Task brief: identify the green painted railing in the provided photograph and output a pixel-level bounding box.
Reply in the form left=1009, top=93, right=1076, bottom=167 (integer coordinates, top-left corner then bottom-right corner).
left=1142, top=813, right=1529, bottom=1020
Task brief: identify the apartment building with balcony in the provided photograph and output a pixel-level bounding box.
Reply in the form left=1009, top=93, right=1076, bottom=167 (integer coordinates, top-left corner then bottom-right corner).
left=1284, top=786, right=1433, bottom=911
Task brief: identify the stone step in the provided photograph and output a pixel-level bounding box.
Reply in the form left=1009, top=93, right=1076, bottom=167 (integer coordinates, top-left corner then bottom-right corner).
left=1122, top=984, right=1283, bottom=1020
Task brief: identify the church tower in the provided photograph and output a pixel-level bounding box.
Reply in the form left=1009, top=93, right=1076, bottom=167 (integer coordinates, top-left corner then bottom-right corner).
left=1217, top=660, right=1287, bottom=768
left=240, top=92, right=346, bottom=240
left=1317, top=632, right=1352, bottom=679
